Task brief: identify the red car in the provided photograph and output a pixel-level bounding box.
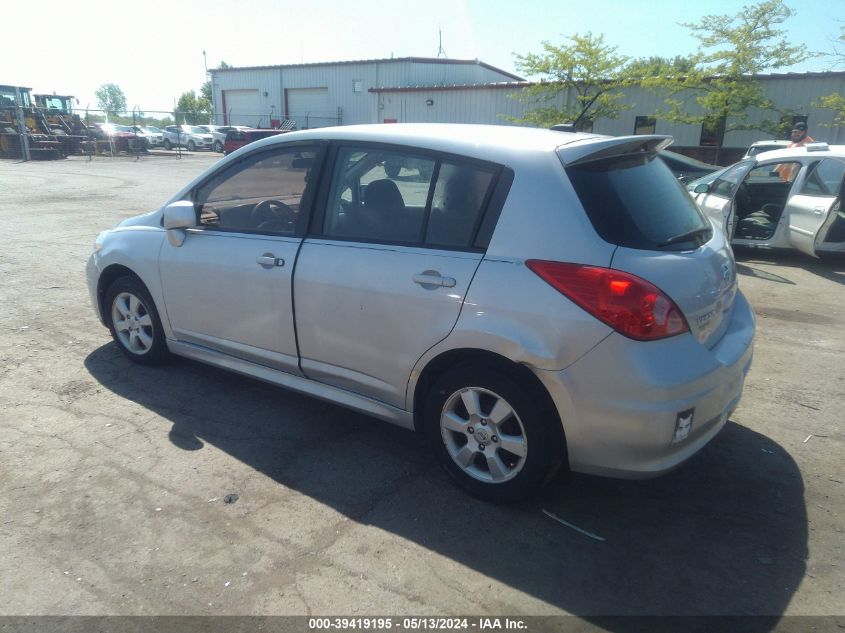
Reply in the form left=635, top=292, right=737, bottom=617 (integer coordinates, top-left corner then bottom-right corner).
left=223, top=128, right=289, bottom=155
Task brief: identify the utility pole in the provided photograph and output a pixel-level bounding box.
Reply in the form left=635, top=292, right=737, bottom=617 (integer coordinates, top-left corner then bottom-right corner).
left=203, top=49, right=213, bottom=125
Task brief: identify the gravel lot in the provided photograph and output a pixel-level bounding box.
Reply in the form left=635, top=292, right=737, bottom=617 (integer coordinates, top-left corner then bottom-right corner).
left=0, top=155, right=843, bottom=621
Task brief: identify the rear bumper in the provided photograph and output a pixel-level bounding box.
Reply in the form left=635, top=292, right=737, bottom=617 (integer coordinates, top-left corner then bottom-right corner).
left=535, top=290, right=755, bottom=478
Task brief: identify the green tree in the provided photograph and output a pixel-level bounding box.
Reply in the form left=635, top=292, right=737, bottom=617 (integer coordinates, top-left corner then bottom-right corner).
left=173, top=90, right=210, bottom=125
left=815, top=27, right=845, bottom=126
left=511, top=32, right=634, bottom=130
left=95, top=83, right=127, bottom=117
left=646, top=0, right=811, bottom=160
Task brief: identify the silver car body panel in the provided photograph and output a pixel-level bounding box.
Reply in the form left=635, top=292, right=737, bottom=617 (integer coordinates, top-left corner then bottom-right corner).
left=610, top=229, right=737, bottom=349
left=87, top=227, right=170, bottom=334
left=538, top=290, right=755, bottom=477
left=158, top=229, right=303, bottom=375
left=169, top=339, right=414, bottom=429
left=295, top=239, right=483, bottom=409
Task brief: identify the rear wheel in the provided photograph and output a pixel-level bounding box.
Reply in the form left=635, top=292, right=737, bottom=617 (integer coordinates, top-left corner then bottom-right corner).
left=424, top=365, right=560, bottom=502
left=105, top=276, right=170, bottom=365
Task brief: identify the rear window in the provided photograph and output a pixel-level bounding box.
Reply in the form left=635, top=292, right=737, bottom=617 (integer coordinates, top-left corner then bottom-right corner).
left=565, top=153, right=712, bottom=250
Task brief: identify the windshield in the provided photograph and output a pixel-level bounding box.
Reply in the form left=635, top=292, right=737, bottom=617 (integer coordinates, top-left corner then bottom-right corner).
left=145, top=126, right=161, bottom=133
left=565, top=153, right=712, bottom=251
left=189, top=126, right=207, bottom=134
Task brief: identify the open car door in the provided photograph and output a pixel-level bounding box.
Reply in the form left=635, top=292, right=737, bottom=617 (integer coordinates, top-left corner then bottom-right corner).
left=695, top=160, right=754, bottom=240
left=786, top=158, right=845, bottom=257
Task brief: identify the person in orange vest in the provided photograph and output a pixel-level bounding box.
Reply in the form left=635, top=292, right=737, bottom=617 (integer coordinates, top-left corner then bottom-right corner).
left=788, top=121, right=814, bottom=147
left=775, top=122, right=815, bottom=181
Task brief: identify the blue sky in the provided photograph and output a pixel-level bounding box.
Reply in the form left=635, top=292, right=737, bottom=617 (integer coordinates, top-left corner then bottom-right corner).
left=4, top=0, right=842, bottom=113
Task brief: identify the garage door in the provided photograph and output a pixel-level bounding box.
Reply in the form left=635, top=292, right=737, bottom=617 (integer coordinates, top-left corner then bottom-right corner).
left=223, top=89, right=262, bottom=126
left=286, top=88, right=333, bottom=129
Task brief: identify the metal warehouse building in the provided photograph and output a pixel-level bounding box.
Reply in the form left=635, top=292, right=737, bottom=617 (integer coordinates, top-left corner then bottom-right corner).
left=210, top=58, right=845, bottom=153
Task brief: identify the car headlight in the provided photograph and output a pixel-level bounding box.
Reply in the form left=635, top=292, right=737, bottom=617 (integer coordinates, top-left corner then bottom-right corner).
left=93, top=230, right=110, bottom=252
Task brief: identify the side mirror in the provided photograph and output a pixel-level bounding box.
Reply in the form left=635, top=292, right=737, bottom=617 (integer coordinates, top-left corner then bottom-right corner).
left=694, top=183, right=711, bottom=194
left=163, top=200, right=196, bottom=246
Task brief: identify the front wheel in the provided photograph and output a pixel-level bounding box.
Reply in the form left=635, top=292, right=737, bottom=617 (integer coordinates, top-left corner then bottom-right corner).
left=213, top=141, right=223, bottom=153
left=187, top=140, right=196, bottom=151
left=163, top=139, right=172, bottom=150
left=105, top=276, right=170, bottom=365
left=424, top=365, right=561, bottom=502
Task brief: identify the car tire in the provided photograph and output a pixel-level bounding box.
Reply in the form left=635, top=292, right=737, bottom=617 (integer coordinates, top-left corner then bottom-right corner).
left=163, top=139, right=172, bottom=150
left=187, top=140, right=196, bottom=152
left=424, top=364, right=561, bottom=503
left=104, top=275, right=170, bottom=366
left=213, top=141, right=223, bottom=153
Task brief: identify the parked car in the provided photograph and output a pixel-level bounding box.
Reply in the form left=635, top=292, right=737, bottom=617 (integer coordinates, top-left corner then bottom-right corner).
left=210, top=125, right=251, bottom=153
left=130, top=125, right=164, bottom=148
left=87, top=124, right=755, bottom=501
left=742, top=140, right=791, bottom=158
left=162, top=125, right=213, bottom=151
left=223, top=128, right=287, bottom=154
left=692, top=143, right=845, bottom=257
left=87, top=123, right=145, bottom=153
left=658, top=150, right=722, bottom=183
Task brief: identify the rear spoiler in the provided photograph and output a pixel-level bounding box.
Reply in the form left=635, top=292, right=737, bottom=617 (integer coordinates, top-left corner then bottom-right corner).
left=557, top=135, right=674, bottom=167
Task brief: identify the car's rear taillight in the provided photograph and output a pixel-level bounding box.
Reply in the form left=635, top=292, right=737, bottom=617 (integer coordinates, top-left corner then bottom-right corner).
left=526, top=260, right=689, bottom=341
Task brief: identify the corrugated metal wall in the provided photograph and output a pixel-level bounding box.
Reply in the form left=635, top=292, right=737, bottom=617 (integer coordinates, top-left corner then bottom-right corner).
left=211, top=62, right=845, bottom=148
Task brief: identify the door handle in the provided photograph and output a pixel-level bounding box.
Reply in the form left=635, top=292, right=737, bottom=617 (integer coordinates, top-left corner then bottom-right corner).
left=813, top=207, right=825, bottom=215
left=256, top=254, right=285, bottom=268
left=413, top=271, right=456, bottom=288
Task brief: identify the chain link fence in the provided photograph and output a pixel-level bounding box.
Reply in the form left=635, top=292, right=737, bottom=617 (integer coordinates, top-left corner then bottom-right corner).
left=2, top=98, right=343, bottom=162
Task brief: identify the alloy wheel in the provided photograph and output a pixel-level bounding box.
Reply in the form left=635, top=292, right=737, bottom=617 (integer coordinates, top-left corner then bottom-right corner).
left=440, top=387, right=528, bottom=483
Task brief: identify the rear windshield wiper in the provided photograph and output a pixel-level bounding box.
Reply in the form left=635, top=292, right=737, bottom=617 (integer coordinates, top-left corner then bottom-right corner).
left=657, top=227, right=712, bottom=248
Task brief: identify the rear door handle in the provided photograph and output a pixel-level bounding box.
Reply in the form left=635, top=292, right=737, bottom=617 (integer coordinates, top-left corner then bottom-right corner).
left=813, top=206, right=826, bottom=215
left=256, top=254, right=285, bottom=268
left=413, top=271, right=456, bottom=288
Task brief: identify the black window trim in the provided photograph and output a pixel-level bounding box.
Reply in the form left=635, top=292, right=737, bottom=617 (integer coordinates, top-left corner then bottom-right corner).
left=183, top=139, right=329, bottom=238
left=308, top=139, right=512, bottom=253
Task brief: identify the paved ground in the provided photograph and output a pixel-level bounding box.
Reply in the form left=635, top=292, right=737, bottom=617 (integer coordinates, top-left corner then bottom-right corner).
left=0, top=155, right=843, bottom=621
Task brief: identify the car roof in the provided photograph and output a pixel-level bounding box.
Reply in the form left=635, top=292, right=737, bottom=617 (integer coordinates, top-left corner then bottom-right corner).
left=751, top=143, right=845, bottom=162
left=749, top=140, right=790, bottom=147
left=248, top=123, right=605, bottom=162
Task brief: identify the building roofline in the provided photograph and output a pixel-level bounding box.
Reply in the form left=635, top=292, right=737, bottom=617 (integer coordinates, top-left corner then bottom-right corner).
left=210, top=56, right=524, bottom=81
left=370, top=82, right=532, bottom=93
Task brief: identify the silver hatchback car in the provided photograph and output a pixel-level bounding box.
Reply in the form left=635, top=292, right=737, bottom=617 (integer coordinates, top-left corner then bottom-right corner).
left=87, top=124, right=755, bottom=501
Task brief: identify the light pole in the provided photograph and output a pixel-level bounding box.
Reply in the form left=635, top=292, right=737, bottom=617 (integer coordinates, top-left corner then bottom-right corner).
left=203, top=50, right=212, bottom=124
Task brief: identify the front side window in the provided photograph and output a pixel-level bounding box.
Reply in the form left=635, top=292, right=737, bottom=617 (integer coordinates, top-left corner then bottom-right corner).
left=323, top=146, right=496, bottom=248
left=799, top=159, right=845, bottom=197
left=194, top=146, right=318, bottom=234
left=710, top=160, right=754, bottom=198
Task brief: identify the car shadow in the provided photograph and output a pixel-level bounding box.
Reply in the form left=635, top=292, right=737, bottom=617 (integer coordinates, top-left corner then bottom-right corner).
left=85, top=345, right=807, bottom=625
left=734, top=247, right=845, bottom=286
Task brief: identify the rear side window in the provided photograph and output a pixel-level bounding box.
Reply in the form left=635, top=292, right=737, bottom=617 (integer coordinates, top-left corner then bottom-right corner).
left=322, top=145, right=496, bottom=248
left=566, top=153, right=711, bottom=250
left=799, top=159, right=845, bottom=197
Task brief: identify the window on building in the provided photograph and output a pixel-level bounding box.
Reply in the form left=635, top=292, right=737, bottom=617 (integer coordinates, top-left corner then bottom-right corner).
left=699, top=116, right=726, bottom=147
left=634, top=116, right=656, bottom=135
